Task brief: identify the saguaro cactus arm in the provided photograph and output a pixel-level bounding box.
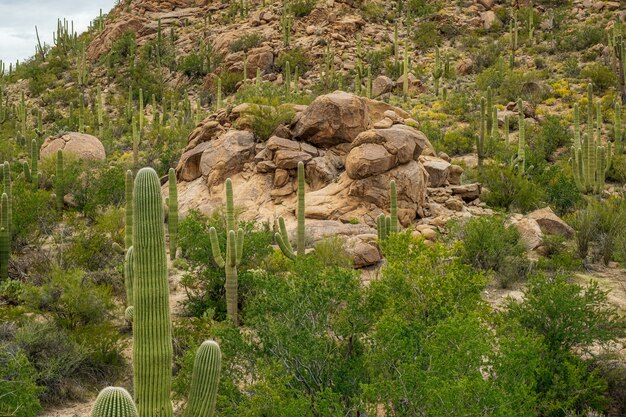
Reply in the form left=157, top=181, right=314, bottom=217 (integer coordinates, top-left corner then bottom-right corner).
left=167, top=168, right=178, bottom=261
left=183, top=340, right=222, bottom=417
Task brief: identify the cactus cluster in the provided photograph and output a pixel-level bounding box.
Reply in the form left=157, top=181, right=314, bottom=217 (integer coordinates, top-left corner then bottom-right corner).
left=571, top=85, right=612, bottom=194
left=377, top=180, right=398, bottom=241
left=93, top=168, right=222, bottom=417
left=209, top=178, right=244, bottom=325
left=275, top=161, right=306, bottom=259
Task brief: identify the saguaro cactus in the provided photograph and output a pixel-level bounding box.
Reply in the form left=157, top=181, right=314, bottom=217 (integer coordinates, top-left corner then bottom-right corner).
left=3, top=162, right=11, bottom=237
left=91, top=387, right=138, bottom=417
left=376, top=179, right=398, bottom=241
left=124, top=246, right=134, bottom=308
left=432, top=47, right=443, bottom=97
left=0, top=193, right=8, bottom=280
left=125, top=170, right=133, bottom=251
left=183, top=340, right=222, bottom=417
left=209, top=178, right=243, bottom=325
left=55, top=150, right=64, bottom=211
left=132, top=168, right=173, bottom=417
left=476, top=97, right=486, bottom=167
left=275, top=161, right=306, bottom=259
left=167, top=168, right=178, bottom=261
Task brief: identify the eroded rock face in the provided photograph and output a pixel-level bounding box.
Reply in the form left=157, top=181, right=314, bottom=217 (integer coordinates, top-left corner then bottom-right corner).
left=292, top=91, right=370, bottom=147
left=199, top=130, right=256, bottom=186
left=527, top=207, right=575, bottom=238
left=41, top=132, right=106, bottom=161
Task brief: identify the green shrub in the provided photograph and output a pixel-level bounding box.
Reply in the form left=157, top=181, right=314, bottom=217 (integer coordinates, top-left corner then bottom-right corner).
left=581, top=63, right=618, bottom=93
left=406, top=0, right=442, bottom=18
left=536, top=115, right=571, bottom=158
left=411, top=21, right=440, bottom=50
left=11, top=180, right=56, bottom=248
left=107, top=31, right=136, bottom=68
left=558, top=24, right=605, bottom=52
left=178, top=52, right=208, bottom=78
left=480, top=165, right=545, bottom=213
left=275, top=47, right=312, bottom=75
left=21, top=267, right=115, bottom=330
left=244, top=103, right=294, bottom=141
left=312, top=236, right=353, bottom=268
left=0, top=346, right=42, bottom=417
left=439, top=127, right=475, bottom=156
left=453, top=215, right=526, bottom=277
left=606, top=154, right=626, bottom=183
left=289, top=0, right=316, bottom=17
left=535, top=164, right=583, bottom=216
left=229, top=32, right=264, bottom=53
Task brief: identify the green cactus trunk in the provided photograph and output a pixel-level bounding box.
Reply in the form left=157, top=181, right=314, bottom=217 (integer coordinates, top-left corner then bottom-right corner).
left=55, top=150, right=64, bottom=211
left=389, top=180, right=398, bottom=233
left=91, top=387, right=138, bottom=417
left=276, top=162, right=306, bottom=259
left=124, top=246, right=134, bottom=307
left=0, top=193, right=8, bottom=280
left=183, top=340, right=221, bottom=417
left=132, top=168, right=173, bottom=417
left=125, top=170, right=134, bottom=251
left=168, top=169, right=178, bottom=261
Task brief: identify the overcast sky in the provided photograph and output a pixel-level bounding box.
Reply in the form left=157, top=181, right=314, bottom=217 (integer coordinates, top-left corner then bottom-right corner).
left=0, top=0, right=118, bottom=65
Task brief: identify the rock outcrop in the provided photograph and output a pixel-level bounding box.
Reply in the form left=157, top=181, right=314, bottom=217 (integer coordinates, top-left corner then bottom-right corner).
left=170, top=92, right=481, bottom=267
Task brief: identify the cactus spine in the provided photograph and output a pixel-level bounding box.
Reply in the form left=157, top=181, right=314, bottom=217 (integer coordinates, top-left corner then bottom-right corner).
left=376, top=180, right=398, bottom=240
left=132, top=168, right=173, bottom=417
left=91, top=387, right=138, bottom=417
left=0, top=193, right=8, bottom=280
left=55, top=150, right=64, bottom=211
left=275, top=161, right=306, bottom=259
left=182, top=341, right=221, bottom=417
left=167, top=169, right=178, bottom=261
left=209, top=178, right=243, bottom=325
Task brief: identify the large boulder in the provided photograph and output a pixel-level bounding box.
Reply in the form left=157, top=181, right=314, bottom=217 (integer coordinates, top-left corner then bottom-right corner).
left=292, top=91, right=370, bottom=147
left=198, top=130, right=256, bottom=186
left=40, top=132, right=106, bottom=161
left=421, top=156, right=451, bottom=187
left=345, top=125, right=433, bottom=180
left=528, top=207, right=575, bottom=238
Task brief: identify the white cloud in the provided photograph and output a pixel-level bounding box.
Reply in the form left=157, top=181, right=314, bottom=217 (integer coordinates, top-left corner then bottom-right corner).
left=0, top=0, right=118, bottom=64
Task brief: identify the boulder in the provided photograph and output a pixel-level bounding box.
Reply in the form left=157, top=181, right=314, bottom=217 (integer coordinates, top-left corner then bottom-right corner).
left=292, top=91, right=370, bottom=147
left=421, top=157, right=451, bottom=187
left=199, top=130, right=256, bottom=186
left=511, top=216, right=543, bottom=250
left=245, top=46, right=274, bottom=76
left=450, top=183, right=481, bottom=201
left=372, top=75, right=394, bottom=98
left=40, top=132, right=106, bottom=161
left=527, top=207, right=575, bottom=238
left=448, top=164, right=464, bottom=185
left=274, top=149, right=313, bottom=169
left=345, top=143, right=396, bottom=179
left=305, top=153, right=343, bottom=190
left=344, top=236, right=381, bottom=268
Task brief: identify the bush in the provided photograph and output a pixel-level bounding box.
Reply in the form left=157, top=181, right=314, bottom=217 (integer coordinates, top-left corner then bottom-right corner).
left=11, top=180, right=57, bottom=248
left=411, top=21, right=440, bottom=50
left=581, top=63, right=618, bottom=93
left=107, top=31, right=136, bottom=68
left=439, top=127, right=475, bottom=156
left=275, top=47, right=312, bottom=75
left=0, top=346, right=42, bottom=417
left=289, top=0, right=316, bottom=17
left=558, top=24, right=605, bottom=52
left=243, top=102, right=295, bottom=141
left=229, top=32, right=264, bottom=53
left=606, top=154, right=626, bottom=183
left=178, top=52, right=208, bottom=78
left=480, top=164, right=545, bottom=213
left=454, top=216, right=527, bottom=278
left=535, top=164, right=583, bottom=216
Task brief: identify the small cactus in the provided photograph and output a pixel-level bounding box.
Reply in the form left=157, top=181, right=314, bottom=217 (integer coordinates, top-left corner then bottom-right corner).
left=0, top=193, right=8, bottom=280
left=377, top=180, right=398, bottom=240
left=183, top=341, right=222, bottom=417
left=275, top=161, right=306, bottom=259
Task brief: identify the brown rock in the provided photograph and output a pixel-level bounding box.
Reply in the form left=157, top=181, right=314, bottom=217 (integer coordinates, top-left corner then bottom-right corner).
left=456, top=58, right=474, bottom=76
left=372, top=75, right=394, bottom=98
left=527, top=207, right=575, bottom=238
left=199, top=130, right=256, bottom=186
left=422, top=157, right=451, bottom=187
left=448, top=164, right=464, bottom=185
left=246, top=46, right=274, bottom=77
left=511, top=217, right=543, bottom=250
left=344, top=236, right=381, bottom=268
left=274, top=150, right=312, bottom=170
left=450, top=183, right=481, bottom=201
left=345, top=143, right=396, bottom=179
left=292, top=91, right=370, bottom=147
left=305, top=153, right=343, bottom=190
left=274, top=169, right=290, bottom=188
left=41, top=132, right=106, bottom=161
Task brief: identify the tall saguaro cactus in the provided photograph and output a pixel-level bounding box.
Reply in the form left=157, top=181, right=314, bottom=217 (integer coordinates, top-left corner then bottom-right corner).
left=182, top=341, right=221, bottom=417
left=93, top=167, right=222, bottom=417
left=124, top=247, right=134, bottom=308
left=3, top=162, right=11, bottom=237
left=132, top=168, right=173, bottom=417
left=209, top=178, right=243, bottom=325
left=167, top=168, right=178, bottom=261
left=125, top=170, right=134, bottom=251
left=275, top=161, right=306, bottom=259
